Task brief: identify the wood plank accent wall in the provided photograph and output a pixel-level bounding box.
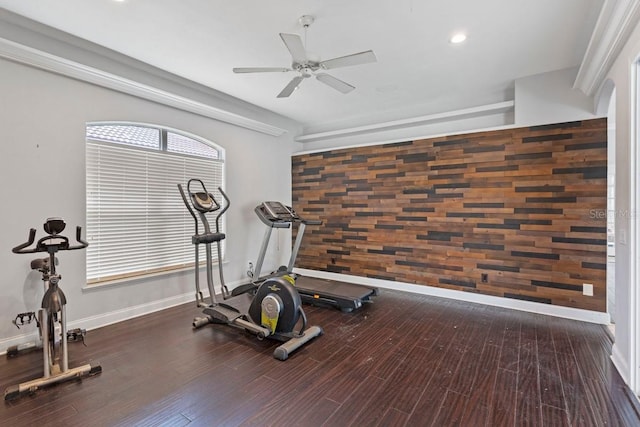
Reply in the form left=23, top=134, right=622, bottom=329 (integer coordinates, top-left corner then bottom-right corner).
left=291, top=119, right=608, bottom=312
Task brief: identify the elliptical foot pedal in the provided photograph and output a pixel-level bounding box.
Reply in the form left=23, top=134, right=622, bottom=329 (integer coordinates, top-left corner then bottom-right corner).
left=204, top=305, right=244, bottom=323
left=231, top=283, right=257, bottom=297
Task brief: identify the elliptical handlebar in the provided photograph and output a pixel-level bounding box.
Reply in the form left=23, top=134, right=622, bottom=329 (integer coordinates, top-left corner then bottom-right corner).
left=215, top=187, right=230, bottom=233
left=178, top=183, right=198, bottom=234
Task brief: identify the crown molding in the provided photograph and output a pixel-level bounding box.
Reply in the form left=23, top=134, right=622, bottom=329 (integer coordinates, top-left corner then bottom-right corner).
left=0, top=37, right=288, bottom=137
left=574, top=0, right=640, bottom=96
left=295, top=101, right=514, bottom=143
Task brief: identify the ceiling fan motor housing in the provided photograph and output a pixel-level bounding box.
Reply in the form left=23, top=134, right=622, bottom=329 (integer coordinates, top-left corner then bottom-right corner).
left=292, top=62, right=320, bottom=74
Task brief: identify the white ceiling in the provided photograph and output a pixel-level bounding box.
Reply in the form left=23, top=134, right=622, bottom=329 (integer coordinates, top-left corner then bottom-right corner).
left=0, top=0, right=604, bottom=134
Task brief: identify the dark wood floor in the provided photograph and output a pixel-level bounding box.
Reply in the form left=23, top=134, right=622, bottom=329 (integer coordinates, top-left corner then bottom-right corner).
left=0, top=289, right=638, bottom=426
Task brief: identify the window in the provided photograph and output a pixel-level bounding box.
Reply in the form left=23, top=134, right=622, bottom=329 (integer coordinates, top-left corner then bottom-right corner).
left=86, top=123, right=224, bottom=284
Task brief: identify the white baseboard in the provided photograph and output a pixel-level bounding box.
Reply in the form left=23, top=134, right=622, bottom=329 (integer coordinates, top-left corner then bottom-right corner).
left=71, top=292, right=198, bottom=333
left=294, top=268, right=611, bottom=324
left=77, top=276, right=248, bottom=332
left=0, top=291, right=195, bottom=355
left=0, top=278, right=249, bottom=355
left=611, top=343, right=631, bottom=387
left=1, top=269, right=609, bottom=355
left=0, top=281, right=255, bottom=355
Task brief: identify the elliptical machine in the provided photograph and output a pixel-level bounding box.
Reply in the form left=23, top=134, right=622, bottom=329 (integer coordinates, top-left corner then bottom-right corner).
left=178, top=179, right=322, bottom=361
left=5, top=218, right=101, bottom=400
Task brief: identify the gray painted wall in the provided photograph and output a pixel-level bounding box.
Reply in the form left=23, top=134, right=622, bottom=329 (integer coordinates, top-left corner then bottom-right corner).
left=0, top=55, right=298, bottom=349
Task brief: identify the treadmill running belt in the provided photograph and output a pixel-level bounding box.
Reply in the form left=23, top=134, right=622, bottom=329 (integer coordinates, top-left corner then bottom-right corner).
left=293, top=276, right=377, bottom=312
left=295, top=276, right=375, bottom=300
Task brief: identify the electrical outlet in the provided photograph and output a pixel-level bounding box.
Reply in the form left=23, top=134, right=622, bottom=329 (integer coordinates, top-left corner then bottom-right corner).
left=247, top=261, right=254, bottom=278
left=583, top=283, right=593, bottom=296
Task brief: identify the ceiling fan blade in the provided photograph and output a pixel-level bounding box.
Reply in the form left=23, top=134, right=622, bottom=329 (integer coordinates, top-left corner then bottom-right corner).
left=279, top=33, right=308, bottom=64
left=233, top=67, right=291, bottom=73
left=277, top=76, right=305, bottom=98
left=316, top=73, right=355, bottom=94
left=320, top=50, right=377, bottom=70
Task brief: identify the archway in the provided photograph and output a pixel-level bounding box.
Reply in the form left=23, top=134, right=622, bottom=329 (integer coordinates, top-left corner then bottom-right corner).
left=596, top=79, right=617, bottom=331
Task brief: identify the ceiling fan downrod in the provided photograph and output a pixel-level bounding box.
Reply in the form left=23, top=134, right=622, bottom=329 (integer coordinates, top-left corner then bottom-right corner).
left=299, top=15, right=314, bottom=50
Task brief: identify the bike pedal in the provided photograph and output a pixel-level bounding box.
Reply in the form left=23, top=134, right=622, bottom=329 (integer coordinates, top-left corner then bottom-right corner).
left=66, top=328, right=86, bottom=342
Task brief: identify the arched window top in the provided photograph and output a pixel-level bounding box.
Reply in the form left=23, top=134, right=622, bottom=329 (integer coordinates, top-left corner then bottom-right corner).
left=86, top=122, right=223, bottom=160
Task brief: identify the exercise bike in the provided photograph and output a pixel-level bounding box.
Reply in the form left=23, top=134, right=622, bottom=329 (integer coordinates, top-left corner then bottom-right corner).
left=4, top=218, right=101, bottom=400
left=178, top=179, right=322, bottom=361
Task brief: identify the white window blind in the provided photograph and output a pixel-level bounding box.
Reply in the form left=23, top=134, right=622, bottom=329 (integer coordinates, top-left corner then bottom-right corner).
left=86, top=125, right=223, bottom=284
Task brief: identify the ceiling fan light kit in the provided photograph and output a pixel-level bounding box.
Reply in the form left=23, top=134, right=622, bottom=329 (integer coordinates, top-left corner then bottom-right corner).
left=233, top=15, right=377, bottom=98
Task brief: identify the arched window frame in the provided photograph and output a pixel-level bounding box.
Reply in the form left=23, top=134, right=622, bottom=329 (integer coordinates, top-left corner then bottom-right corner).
left=85, top=122, right=225, bottom=284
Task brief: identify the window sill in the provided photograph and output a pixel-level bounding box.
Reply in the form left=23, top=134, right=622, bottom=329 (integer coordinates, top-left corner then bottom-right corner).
left=82, top=261, right=229, bottom=292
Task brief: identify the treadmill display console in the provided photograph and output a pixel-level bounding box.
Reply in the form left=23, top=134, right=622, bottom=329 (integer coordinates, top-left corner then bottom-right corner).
left=258, top=201, right=299, bottom=223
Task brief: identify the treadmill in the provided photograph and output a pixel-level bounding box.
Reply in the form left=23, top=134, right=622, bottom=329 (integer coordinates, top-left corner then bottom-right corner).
left=253, top=201, right=378, bottom=312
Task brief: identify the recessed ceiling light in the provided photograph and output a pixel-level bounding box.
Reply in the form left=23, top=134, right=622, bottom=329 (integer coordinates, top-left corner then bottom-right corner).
left=450, top=33, right=467, bottom=44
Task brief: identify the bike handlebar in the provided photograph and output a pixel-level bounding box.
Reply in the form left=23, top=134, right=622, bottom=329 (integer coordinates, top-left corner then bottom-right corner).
left=74, top=226, right=89, bottom=249
left=12, top=228, right=37, bottom=254
left=12, top=226, right=89, bottom=254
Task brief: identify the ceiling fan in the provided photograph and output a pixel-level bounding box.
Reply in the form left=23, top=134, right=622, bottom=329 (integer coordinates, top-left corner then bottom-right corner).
left=233, top=15, right=377, bottom=98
